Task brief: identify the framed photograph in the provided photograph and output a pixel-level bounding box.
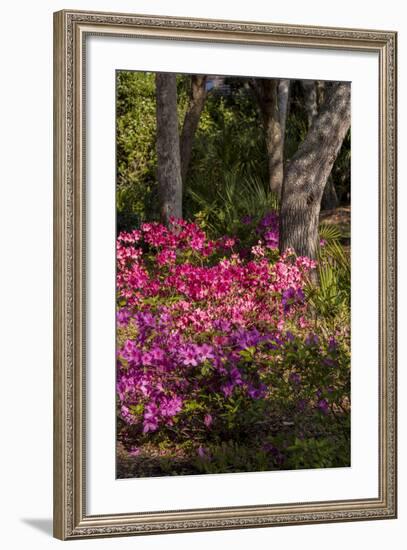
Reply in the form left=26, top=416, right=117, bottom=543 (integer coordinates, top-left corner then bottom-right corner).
left=53, top=9, right=397, bottom=540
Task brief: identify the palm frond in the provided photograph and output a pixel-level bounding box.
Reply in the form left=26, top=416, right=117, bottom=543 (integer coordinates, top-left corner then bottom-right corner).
left=319, top=222, right=342, bottom=243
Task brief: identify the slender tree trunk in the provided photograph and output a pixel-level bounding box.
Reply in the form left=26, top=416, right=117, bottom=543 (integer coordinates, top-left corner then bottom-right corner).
left=316, top=80, right=326, bottom=107
left=279, top=82, right=351, bottom=259
left=180, top=75, right=208, bottom=183
left=251, top=79, right=284, bottom=195
left=155, top=73, right=183, bottom=224
left=302, top=80, right=318, bottom=128
left=278, top=79, right=291, bottom=153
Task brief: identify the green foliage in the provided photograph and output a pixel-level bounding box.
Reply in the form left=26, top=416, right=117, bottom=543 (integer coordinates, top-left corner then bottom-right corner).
left=183, top=81, right=270, bottom=233
left=183, top=81, right=278, bottom=241
left=192, top=431, right=350, bottom=474
left=281, top=435, right=349, bottom=470
left=319, top=222, right=342, bottom=242
left=194, top=441, right=271, bottom=474
left=187, top=171, right=278, bottom=240
left=116, top=71, right=157, bottom=225
left=188, top=93, right=267, bottom=182
left=305, top=223, right=350, bottom=322
left=116, top=72, right=189, bottom=229
left=116, top=73, right=350, bottom=233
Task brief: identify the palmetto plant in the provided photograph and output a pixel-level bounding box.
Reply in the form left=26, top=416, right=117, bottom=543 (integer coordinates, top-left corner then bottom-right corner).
left=319, top=222, right=342, bottom=243
left=305, top=223, right=350, bottom=320
left=186, top=171, right=278, bottom=238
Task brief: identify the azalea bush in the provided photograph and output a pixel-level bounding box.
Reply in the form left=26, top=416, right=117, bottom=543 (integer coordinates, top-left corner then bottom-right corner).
left=116, top=214, right=350, bottom=477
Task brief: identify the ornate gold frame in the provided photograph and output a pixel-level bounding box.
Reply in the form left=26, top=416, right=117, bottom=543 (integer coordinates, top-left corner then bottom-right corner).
left=53, top=9, right=397, bottom=540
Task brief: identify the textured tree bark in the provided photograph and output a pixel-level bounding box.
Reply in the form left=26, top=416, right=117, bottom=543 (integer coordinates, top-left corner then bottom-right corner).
left=278, top=79, right=291, bottom=152
left=180, top=75, right=208, bottom=184
left=317, top=81, right=339, bottom=211
left=316, top=80, right=326, bottom=107
left=251, top=79, right=284, bottom=195
left=302, top=80, right=318, bottom=128
left=155, top=73, right=183, bottom=224
left=304, top=80, right=339, bottom=211
left=279, top=82, right=350, bottom=259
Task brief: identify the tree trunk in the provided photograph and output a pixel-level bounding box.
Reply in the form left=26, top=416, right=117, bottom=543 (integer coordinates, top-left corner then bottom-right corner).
left=317, top=81, right=339, bottom=211
left=279, top=82, right=351, bottom=259
left=180, top=75, right=208, bottom=184
left=316, top=80, right=326, bottom=107
left=302, top=80, right=318, bottom=128
left=278, top=79, right=291, bottom=153
left=155, top=73, right=183, bottom=224
left=278, top=80, right=291, bottom=201
left=251, top=79, right=284, bottom=195
left=304, top=80, right=339, bottom=211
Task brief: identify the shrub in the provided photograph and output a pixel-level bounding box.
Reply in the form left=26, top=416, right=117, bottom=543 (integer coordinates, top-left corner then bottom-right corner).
left=116, top=216, right=350, bottom=475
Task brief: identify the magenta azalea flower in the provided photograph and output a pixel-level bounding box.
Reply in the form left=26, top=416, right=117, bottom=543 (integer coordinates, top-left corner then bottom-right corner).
left=179, top=347, right=199, bottom=367
left=204, top=414, right=213, bottom=428
left=197, top=446, right=209, bottom=459
left=317, top=398, right=329, bottom=415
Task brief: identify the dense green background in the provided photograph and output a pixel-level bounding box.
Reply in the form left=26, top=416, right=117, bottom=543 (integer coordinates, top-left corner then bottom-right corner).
left=116, top=72, right=350, bottom=234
